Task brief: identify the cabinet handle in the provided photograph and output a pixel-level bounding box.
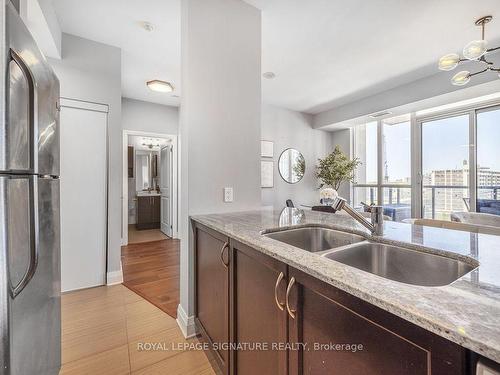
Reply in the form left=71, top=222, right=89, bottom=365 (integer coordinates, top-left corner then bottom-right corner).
left=286, top=277, right=296, bottom=319
left=274, top=272, right=285, bottom=311
left=220, top=242, right=229, bottom=268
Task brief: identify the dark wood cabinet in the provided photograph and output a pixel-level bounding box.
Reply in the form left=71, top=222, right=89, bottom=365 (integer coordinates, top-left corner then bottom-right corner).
left=127, top=146, right=134, bottom=178
left=195, top=224, right=230, bottom=375
left=230, top=241, right=288, bottom=375
left=136, top=195, right=160, bottom=230
left=287, top=267, right=466, bottom=375
left=193, top=224, right=469, bottom=375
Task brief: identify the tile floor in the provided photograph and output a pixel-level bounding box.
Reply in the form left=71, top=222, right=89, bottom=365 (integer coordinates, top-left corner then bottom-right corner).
left=60, top=284, right=214, bottom=374
left=128, top=225, right=169, bottom=244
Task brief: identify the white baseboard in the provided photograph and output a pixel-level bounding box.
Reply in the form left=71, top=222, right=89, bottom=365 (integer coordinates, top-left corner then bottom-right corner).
left=107, top=261, right=123, bottom=285
left=176, top=304, right=197, bottom=339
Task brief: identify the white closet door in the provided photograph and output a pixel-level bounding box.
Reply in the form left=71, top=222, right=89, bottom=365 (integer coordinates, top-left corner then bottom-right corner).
left=60, top=100, right=107, bottom=292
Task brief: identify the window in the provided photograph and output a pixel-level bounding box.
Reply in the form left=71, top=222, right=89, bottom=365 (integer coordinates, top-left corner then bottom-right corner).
left=421, top=115, right=469, bottom=220
left=349, top=99, right=500, bottom=222
left=353, top=186, right=378, bottom=207
left=476, top=107, right=500, bottom=216
left=382, top=119, right=411, bottom=185
left=352, top=117, right=412, bottom=221
left=381, top=118, right=412, bottom=221
left=352, top=122, right=377, bottom=208
left=354, top=122, right=378, bottom=185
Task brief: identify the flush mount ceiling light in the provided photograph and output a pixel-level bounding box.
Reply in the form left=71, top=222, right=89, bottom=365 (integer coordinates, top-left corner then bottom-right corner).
left=146, top=80, right=174, bottom=93
left=438, top=16, right=500, bottom=86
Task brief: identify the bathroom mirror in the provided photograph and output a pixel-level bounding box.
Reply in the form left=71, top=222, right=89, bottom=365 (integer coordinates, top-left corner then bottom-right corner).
left=278, top=148, right=305, bottom=184
left=135, top=150, right=158, bottom=191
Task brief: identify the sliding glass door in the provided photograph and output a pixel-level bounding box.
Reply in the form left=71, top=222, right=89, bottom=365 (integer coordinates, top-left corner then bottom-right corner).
left=351, top=102, right=500, bottom=221
left=421, top=114, right=470, bottom=220
left=476, top=106, right=500, bottom=216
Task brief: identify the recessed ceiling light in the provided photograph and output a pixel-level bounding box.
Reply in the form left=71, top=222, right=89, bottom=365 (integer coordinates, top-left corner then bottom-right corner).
left=147, top=80, right=174, bottom=93
left=263, top=72, right=276, bottom=79
left=139, top=21, right=154, bottom=32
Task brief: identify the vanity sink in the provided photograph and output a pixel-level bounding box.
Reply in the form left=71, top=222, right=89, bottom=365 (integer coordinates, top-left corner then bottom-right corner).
left=323, top=242, right=477, bottom=286
left=264, top=227, right=365, bottom=253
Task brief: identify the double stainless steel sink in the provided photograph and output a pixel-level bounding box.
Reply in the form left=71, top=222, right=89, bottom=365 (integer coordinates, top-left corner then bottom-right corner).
left=264, top=227, right=365, bottom=253
left=264, top=226, right=477, bottom=287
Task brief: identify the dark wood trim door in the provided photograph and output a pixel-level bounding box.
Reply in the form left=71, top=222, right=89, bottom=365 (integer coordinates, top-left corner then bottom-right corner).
left=230, top=240, right=288, bottom=375
left=287, top=267, right=466, bottom=375
left=194, top=223, right=230, bottom=375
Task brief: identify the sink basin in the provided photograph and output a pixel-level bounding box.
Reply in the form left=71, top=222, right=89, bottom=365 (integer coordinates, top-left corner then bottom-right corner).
left=323, top=242, right=477, bottom=286
left=264, top=227, right=365, bottom=253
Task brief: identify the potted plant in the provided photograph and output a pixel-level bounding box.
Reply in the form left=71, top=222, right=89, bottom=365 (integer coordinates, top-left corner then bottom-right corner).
left=316, top=145, right=361, bottom=204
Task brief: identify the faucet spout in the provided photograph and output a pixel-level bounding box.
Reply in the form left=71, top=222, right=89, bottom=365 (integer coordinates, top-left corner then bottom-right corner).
left=332, top=197, right=384, bottom=236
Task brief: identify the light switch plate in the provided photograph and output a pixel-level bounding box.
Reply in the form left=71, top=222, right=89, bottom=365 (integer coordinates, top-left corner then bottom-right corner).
left=223, top=187, right=233, bottom=203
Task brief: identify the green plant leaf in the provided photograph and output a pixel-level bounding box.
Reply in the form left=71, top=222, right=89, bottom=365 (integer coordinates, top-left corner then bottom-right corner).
left=316, top=145, right=362, bottom=190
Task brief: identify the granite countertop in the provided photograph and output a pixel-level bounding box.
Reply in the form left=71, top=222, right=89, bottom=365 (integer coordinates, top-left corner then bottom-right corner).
left=191, top=207, right=500, bottom=363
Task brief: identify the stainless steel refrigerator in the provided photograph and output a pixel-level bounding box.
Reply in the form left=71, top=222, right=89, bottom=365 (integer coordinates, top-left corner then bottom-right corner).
left=0, top=1, right=61, bottom=374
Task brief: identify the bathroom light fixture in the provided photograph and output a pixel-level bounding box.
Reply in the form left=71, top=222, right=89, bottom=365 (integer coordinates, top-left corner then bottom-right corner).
left=141, top=138, right=162, bottom=149
left=438, top=16, right=500, bottom=86
left=146, top=80, right=174, bottom=93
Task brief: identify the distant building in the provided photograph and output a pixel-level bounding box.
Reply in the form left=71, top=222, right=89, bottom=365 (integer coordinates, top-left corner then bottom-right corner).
left=423, top=160, right=500, bottom=219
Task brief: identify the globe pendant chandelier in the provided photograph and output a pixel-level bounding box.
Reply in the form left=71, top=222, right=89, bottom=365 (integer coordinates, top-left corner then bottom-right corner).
left=438, top=16, right=500, bottom=86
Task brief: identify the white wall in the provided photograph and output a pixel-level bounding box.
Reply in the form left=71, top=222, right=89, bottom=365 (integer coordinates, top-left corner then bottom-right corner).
left=261, top=104, right=334, bottom=208
left=178, top=0, right=261, bottom=336
left=122, top=97, right=178, bottom=134
left=49, top=33, right=123, bottom=275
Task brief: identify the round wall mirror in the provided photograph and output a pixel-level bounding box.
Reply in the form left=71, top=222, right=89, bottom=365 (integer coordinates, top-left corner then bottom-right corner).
left=278, top=148, right=305, bottom=184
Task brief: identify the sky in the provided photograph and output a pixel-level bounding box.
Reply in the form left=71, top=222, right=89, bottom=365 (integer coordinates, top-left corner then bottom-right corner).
left=357, top=108, right=500, bottom=182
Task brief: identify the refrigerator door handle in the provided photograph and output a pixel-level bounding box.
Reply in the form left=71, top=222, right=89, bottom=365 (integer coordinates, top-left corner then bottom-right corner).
left=9, top=48, right=38, bottom=173
left=9, top=176, right=39, bottom=298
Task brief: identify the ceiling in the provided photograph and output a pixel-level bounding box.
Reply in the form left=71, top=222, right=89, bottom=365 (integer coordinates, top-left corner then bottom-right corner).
left=52, top=0, right=180, bottom=107
left=246, top=0, right=500, bottom=114
left=53, top=0, right=500, bottom=113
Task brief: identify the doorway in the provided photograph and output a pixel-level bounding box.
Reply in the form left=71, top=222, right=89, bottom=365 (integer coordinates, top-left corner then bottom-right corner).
left=122, top=130, right=178, bottom=245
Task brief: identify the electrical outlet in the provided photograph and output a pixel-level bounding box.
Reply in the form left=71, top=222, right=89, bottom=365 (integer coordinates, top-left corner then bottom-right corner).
left=223, top=187, right=233, bottom=203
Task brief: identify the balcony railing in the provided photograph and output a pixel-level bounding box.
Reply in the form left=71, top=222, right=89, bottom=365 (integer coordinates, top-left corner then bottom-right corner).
left=353, top=185, right=500, bottom=221
left=423, top=185, right=500, bottom=219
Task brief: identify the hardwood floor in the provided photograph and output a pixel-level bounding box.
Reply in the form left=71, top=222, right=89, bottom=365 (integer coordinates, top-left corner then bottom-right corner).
left=121, top=239, right=180, bottom=318
left=60, top=284, right=214, bottom=374
left=128, top=225, right=169, bottom=244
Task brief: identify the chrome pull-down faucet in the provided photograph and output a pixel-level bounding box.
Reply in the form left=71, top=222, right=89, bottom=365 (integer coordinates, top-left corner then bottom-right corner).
left=331, top=197, right=384, bottom=236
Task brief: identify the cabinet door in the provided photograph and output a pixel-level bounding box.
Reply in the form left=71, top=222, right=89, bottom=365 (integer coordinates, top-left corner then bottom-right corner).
left=195, top=224, right=230, bottom=374
left=152, top=196, right=161, bottom=224
left=136, top=196, right=151, bottom=229
left=287, top=268, right=466, bottom=375
left=230, top=241, right=288, bottom=375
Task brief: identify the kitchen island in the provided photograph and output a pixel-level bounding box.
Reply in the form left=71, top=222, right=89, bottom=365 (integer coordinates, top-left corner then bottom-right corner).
left=191, top=207, right=500, bottom=374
